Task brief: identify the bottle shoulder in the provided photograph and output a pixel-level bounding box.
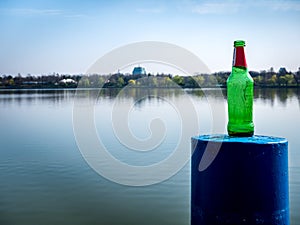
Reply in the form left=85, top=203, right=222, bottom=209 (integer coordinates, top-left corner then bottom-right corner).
left=227, top=67, right=253, bottom=83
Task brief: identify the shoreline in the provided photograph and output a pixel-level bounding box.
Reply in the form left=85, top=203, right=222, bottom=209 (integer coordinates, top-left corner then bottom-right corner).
left=0, top=85, right=299, bottom=90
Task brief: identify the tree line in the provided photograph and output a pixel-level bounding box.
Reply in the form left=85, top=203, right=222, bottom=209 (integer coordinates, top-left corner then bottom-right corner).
left=1, top=67, right=299, bottom=89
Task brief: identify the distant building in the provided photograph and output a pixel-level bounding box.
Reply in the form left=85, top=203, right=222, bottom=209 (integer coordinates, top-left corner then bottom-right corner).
left=59, top=78, right=77, bottom=84
left=132, top=66, right=146, bottom=76
left=279, top=67, right=287, bottom=75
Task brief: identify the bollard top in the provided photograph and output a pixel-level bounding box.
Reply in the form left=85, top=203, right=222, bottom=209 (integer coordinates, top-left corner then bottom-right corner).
left=192, top=134, right=287, bottom=144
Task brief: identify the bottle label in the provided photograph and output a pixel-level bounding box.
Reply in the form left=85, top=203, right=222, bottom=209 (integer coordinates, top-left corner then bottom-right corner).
left=233, top=47, right=247, bottom=68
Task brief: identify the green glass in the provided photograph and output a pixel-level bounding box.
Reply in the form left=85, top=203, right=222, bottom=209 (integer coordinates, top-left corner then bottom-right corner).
left=227, top=40, right=254, bottom=136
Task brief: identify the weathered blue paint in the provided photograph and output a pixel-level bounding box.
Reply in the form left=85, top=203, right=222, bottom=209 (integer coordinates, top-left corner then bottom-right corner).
left=191, top=135, right=289, bottom=225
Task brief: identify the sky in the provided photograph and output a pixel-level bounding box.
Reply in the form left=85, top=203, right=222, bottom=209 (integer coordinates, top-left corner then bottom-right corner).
left=0, top=0, right=300, bottom=76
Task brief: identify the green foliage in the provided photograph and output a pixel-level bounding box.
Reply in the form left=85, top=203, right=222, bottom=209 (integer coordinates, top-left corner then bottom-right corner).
left=128, top=79, right=136, bottom=86
left=117, top=77, right=125, bottom=87
left=253, top=75, right=263, bottom=85
left=79, top=77, right=90, bottom=88
left=97, top=77, right=105, bottom=87
left=268, top=75, right=277, bottom=86
left=193, top=76, right=205, bottom=86
left=285, top=74, right=295, bottom=85
left=172, top=75, right=184, bottom=86
left=164, top=77, right=173, bottom=87
left=1, top=67, right=300, bottom=89
left=8, top=79, right=14, bottom=86
left=148, top=76, right=158, bottom=87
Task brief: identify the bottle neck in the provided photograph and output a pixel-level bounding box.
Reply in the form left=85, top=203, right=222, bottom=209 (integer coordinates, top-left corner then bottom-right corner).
left=232, top=46, right=247, bottom=68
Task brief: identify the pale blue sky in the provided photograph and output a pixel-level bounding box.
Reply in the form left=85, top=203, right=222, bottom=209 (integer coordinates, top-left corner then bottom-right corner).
left=0, top=0, right=300, bottom=75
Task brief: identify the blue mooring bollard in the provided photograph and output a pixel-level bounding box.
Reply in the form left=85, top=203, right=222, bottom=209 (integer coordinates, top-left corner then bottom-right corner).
left=191, top=135, right=289, bottom=225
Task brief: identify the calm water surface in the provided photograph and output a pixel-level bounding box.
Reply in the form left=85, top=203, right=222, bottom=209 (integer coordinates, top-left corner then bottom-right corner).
left=0, top=88, right=299, bottom=225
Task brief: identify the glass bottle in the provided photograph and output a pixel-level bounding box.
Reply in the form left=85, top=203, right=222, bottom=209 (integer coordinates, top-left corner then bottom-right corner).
left=227, top=40, right=254, bottom=136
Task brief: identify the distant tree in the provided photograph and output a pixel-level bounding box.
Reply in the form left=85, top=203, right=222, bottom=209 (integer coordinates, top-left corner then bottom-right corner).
left=209, top=75, right=218, bottom=86
left=193, top=76, right=205, bottom=86
left=279, top=67, right=287, bottom=76
left=149, top=76, right=158, bottom=87
left=184, top=76, right=199, bottom=88
left=164, top=77, right=173, bottom=87
left=259, top=70, right=267, bottom=85
left=278, top=76, right=287, bottom=86
left=128, top=79, right=136, bottom=86
left=294, top=67, right=300, bottom=86
left=1, top=66, right=300, bottom=89
left=8, top=78, right=14, bottom=86
left=285, top=74, right=295, bottom=86
left=116, top=77, right=125, bottom=88
left=146, top=76, right=153, bottom=86
left=107, top=77, right=116, bottom=87
left=276, top=68, right=286, bottom=86
left=97, top=76, right=105, bottom=87
left=172, top=75, right=184, bottom=86
left=253, top=75, right=263, bottom=86
left=79, top=77, right=90, bottom=88
left=267, top=75, right=277, bottom=86
left=216, top=75, right=226, bottom=86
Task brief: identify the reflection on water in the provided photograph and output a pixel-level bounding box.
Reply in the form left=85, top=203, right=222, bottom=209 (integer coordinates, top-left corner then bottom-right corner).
left=1, top=87, right=299, bottom=106
left=254, top=88, right=300, bottom=107
left=0, top=88, right=299, bottom=225
left=0, top=89, right=76, bottom=107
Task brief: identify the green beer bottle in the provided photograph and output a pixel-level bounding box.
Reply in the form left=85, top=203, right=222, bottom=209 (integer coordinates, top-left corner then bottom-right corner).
left=227, top=40, right=254, bottom=136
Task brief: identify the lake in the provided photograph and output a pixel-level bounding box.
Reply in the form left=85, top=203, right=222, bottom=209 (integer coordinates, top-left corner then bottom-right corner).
left=0, top=88, right=299, bottom=225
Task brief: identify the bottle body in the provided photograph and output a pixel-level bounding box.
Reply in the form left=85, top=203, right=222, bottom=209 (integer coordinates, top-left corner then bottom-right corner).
left=227, top=67, right=254, bottom=136
left=227, top=40, right=254, bottom=136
